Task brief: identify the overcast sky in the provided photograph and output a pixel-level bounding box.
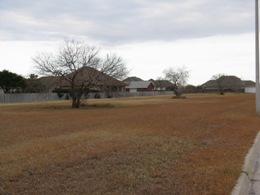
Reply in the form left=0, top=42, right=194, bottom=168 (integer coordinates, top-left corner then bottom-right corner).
left=0, top=0, right=256, bottom=85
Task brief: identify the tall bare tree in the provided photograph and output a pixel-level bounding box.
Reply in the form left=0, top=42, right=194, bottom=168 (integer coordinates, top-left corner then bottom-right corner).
left=163, top=66, right=189, bottom=97
left=33, top=39, right=129, bottom=108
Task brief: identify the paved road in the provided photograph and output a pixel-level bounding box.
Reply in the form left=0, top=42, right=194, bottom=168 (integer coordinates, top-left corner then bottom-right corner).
left=249, top=151, right=260, bottom=195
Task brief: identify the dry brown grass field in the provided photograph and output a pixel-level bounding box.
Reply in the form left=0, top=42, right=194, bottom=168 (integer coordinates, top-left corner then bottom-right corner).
left=0, top=93, right=260, bottom=194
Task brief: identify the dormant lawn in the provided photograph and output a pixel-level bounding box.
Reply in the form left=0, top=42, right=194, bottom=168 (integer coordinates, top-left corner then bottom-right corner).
left=0, top=94, right=259, bottom=194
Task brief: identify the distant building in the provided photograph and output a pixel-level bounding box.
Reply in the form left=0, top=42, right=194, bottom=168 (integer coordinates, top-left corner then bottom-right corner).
left=150, top=79, right=174, bottom=91
left=125, top=81, right=154, bottom=92
left=244, top=80, right=256, bottom=93
left=39, top=67, right=126, bottom=93
left=202, top=75, right=255, bottom=93
left=38, top=76, right=61, bottom=93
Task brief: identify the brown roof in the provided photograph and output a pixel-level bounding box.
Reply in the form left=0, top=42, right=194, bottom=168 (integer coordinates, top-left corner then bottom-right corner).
left=38, top=67, right=125, bottom=90
left=38, top=76, right=61, bottom=89
left=60, top=66, right=126, bottom=87
left=203, top=76, right=244, bottom=89
left=243, top=80, right=255, bottom=87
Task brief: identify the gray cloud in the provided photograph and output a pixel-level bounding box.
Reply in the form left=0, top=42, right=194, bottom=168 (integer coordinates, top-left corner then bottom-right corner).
left=0, top=0, right=255, bottom=44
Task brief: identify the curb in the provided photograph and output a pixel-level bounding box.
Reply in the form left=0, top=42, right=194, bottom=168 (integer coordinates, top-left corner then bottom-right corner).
left=231, top=131, right=260, bottom=195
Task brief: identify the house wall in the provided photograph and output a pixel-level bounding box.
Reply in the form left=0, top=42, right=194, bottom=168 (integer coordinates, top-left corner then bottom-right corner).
left=136, top=88, right=146, bottom=92
left=136, top=84, right=154, bottom=92
left=130, top=88, right=137, bottom=92
left=127, top=87, right=152, bottom=92
left=146, top=83, right=154, bottom=91
left=106, top=86, right=125, bottom=92
left=154, top=87, right=166, bottom=91
left=245, top=86, right=256, bottom=93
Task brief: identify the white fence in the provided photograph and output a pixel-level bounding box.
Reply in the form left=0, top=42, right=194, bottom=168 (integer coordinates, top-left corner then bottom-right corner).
left=0, top=93, right=67, bottom=103
left=0, top=91, right=173, bottom=103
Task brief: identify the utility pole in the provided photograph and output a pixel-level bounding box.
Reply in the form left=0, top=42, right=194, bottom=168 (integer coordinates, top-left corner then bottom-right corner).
left=256, top=0, right=260, bottom=113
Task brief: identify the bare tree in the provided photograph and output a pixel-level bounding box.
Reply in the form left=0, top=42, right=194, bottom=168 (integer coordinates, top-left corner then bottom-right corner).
left=211, top=74, right=225, bottom=95
left=163, top=66, right=189, bottom=97
left=33, top=39, right=129, bottom=108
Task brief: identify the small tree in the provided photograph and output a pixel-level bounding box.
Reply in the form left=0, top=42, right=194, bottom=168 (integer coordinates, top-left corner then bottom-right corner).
left=33, top=39, right=129, bottom=108
left=0, top=70, right=26, bottom=93
left=163, top=66, right=189, bottom=97
left=211, top=74, right=225, bottom=95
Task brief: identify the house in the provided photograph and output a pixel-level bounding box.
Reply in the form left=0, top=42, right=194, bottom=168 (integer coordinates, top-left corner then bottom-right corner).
left=60, top=66, right=126, bottom=92
left=150, top=79, right=174, bottom=91
left=39, top=67, right=126, bottom=93
left=125, top=81, right=154, bottom=92
left=38, top=76, right=61, bottom=93
left=202, top=76, right=257, bottom=93
left=244, top=80, right=256, bottom=93
left=202, top=76, right=245, bottom=93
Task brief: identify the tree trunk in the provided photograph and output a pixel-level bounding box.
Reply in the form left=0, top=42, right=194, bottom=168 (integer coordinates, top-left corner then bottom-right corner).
left=72, top=97, right=77, bottom=108
left=174, top=86, right=181, bottom=97
left=220, top=88, right=225, bottom=95
left=71, top=91, right=83, bottom=108
left=75, top=96, right=81, bottom=108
